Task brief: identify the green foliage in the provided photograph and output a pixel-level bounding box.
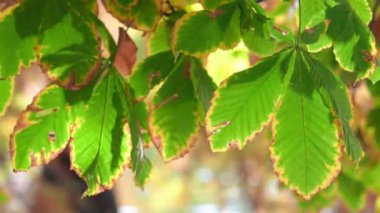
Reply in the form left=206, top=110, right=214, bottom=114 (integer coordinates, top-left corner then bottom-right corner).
left=0, top=0, right=378, bottom=204
left=173, top=3, right=241, bottom=55
left=10, top=85, right=69, bottom=170
left=0, top=79, right=13, bottom=115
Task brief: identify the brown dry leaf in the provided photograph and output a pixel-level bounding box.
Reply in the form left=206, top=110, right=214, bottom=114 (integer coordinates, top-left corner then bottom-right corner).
left=114, top=28, right=137, bottom=77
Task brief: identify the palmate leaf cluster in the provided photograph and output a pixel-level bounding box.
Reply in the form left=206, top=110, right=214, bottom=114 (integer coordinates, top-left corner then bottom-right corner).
left=0, top=0, right=377, bottom=200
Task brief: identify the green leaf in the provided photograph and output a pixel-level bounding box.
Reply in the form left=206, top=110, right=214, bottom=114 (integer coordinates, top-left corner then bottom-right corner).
left=11, top=85, right=70, bottom=170
left=38, top=1, right=102, bottom=89
left=129, top=51, right=176, bottom=99
left=270, top=52, right=341, bottom=199
left=173, top=3, right=240, bottom=55
left=346, top=0, right=372, bottom=25
left=81, top=0, right=98, bottom=14
left=147, top=20, right=172, bottom=55
left=338, top=172, right=366, bottom=210
left=206, top=49, right=293, bottom=152
left=129, top=101, right=152, bottom=187
left=132, top=153, right=152, bottom=187
left=367, top=108, right=380, bottom=148
left=240, top=1, right=276, bottom=57
left=301, top=22, right=332, bottom=53
left=101, top=0, right=136, bottom=22
left=0, top=78, right=13, bottom=116
left=0, top=0, right=102, bottom=87
left=298, top=184, right=337, bottom=211
left=200, top=0, right=223, bottom=9
left=149, top=56, right=199, bottom=161
left=0, top=5, right=36, bottom=78
left=102, top=0, right=159, bottom=31
left=134, top=102, right=151, bottom=146
left=129, top=0, right=160, bottom=31
left=311, top=0, right=376, bottom=77
left=369, top=62, right=380, bottom=84
left=361, top=163, right=380, bottom=193
left=305, top=54, right=363, bottom=161
left=300, top=0, right=327, bottom=30
left=70, top=69, right=131, bottom=196
left=189, top=57, right=216, bottom=115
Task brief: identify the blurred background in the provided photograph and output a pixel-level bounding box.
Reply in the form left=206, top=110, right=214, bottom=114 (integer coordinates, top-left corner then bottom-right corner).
left=2, top=0, right=380, bottom=212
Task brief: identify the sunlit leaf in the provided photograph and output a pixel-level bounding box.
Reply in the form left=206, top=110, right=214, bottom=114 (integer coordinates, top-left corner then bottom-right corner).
left=0, top=78, right=13, bottom=115
left=304, top=0, right=376, bottom=78
left=301, top=22, right=332, bottom=53
left=240, top=1, right=276, bottom=57
left=129, top=101, right=152, bottom=187
left=70, top=69, right=131, bottom=196
left=270, top=52, right=341, bottom=200
left=149, top=56, right=199, bottom=161
left=306, top=54, right=363, bottom=160
left=206, top=49, right=293, bottom=151
left=11, top=85, right=70, bottom=170
left=0, top=0, right=102, bottom=88
left=0, top=5, right=36, bottom=78
left=102, top=0, right=160, bottom=31
left=173, top=3, right=240, bottom=55
left=300, top=0, right=327, bottom=30
left=129, top=51, right=176, bottom=99
left=190, top=57, right=216, bottom=115
left=148, top=20, right=172, bottom=55
left=38, top=0, right=102, bottom=89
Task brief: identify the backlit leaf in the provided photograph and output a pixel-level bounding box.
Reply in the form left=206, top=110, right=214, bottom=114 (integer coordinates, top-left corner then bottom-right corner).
left=301, top=22, right=332, bottom=53
left=327, top=0, right=375, bottom=77
left=206, top=49, right=293, bottom=151
left=128, top=0, right=160, bottom=31
left=190, top=58, right=216, bottom=115
left=0, top=5, right=36, bottom=78
left=270, top=52, right=341, bottom=199
left=129, top=100, right=152, bottom=187
left=240, top=1, right=276, bottom=57
left=149, top=56, right=199, bottom=161
left=101, top=0, right=136, bottom=22
left=70, top=69, right=131, bottom=196
left=38, top=0, right=102, bottom=89
left=11, top=85, right=70, bottom=170
left=306, top=54, right=363, bottom=161
left=173, top=3, right=240, bottom=55
left=305, top=0, right=376, bottom=78
left=147, top=20, right=172, bottom=55
left=0, top=78, right=13, bottom=115
left=300, top=0, right=327, bottom=30
left=129, top=51, right=176, bottom=99
left=0, top=0, right=102, bottom=88
left=102, top=0, right=160, bottom=31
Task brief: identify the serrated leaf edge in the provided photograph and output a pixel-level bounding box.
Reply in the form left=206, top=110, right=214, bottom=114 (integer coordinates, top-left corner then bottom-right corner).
left=269, top=114, right=343, bottom=200
left=10, top=85, right=71, bottom=172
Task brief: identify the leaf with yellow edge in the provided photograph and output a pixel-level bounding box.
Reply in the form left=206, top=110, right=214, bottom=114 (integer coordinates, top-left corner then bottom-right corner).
left=69, top=68, right=132, bottom=196
left=11, top=85, right=70, bottom=171
left=172, top=3, right=240, bottom=55
left=270, top=51, right=342, bottom=200
left=206, top=49, right=294, bottom=152
left=149, top=56, right=200, bottom=161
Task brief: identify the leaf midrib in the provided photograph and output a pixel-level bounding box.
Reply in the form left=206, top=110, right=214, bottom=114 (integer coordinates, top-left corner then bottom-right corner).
left=94, top=74, right=112, bottom=182
left=299, top=60, right=309, bottom=193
